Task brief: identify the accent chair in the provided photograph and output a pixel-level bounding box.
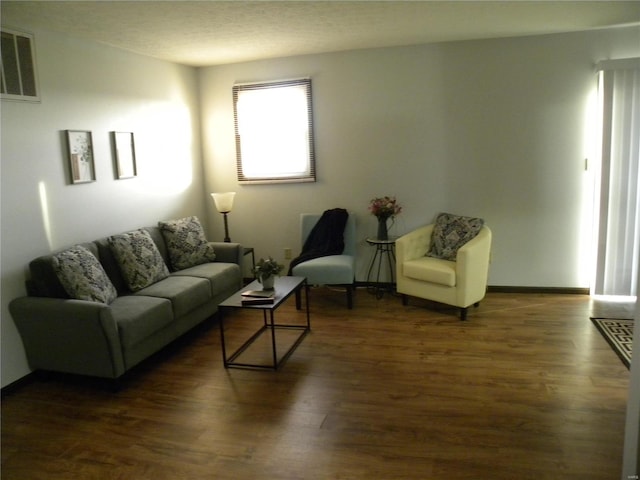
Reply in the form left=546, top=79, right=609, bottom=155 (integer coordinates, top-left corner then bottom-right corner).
left=292, top=212, right=356, bottom=309
left=396, top=215, right=492, bottom=320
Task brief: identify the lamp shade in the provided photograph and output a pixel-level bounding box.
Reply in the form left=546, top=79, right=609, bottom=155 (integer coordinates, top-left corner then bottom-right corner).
left=211, top=192, right=236, bottom=213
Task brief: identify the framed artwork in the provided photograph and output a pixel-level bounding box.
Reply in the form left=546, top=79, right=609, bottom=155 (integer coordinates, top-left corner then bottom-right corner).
left=112, top=131, right=137, bottom=179
left=66, top=130, right=96, bottom=184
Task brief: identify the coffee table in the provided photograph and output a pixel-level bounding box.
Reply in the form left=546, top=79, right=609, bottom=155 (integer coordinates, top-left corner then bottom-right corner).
left=218, top=276, right=310, bottom=370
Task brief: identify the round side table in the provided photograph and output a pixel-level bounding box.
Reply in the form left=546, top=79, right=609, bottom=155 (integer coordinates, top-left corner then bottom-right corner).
left=365, top=237, right=396, bottom=298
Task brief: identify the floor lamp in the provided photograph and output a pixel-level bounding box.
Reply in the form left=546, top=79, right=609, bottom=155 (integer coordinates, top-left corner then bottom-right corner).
left=211, top=192, right=236, bottom=242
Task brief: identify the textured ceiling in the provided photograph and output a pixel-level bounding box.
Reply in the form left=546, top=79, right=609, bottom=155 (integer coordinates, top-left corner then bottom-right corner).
left=2, top=1, right=639, bottom=67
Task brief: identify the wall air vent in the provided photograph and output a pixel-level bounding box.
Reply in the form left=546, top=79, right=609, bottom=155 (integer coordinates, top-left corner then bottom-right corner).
left=1, top=28, right=40, bottom=102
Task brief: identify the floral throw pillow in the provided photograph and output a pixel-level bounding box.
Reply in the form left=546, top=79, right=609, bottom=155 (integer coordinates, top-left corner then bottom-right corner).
left=52, top=245, right=118, bottom=304
left=158, top=216, right=216, bottom=271
left=426, top=213, right=484, bottom=261
left=108, top=229, right=170, bottom=292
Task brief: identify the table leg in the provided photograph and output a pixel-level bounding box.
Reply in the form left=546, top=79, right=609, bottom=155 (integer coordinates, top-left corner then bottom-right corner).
left=385, top=246, right=396, bottom=288
left=270, top=310, right=278, bottom=369
left=366, top=248, right=380, bottom=286
left=219, top=310, right=228, bottom=368
left=367, top=244, right=396, bottom=298
left=304, top=281, right=310, bottom=327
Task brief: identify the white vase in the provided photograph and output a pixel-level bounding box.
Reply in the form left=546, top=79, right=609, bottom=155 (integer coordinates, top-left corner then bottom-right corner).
left=259, top=274, right=275, bottom=290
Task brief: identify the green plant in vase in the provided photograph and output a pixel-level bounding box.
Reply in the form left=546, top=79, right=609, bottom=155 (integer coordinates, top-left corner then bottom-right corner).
left=253, top=256, right=284, bottom=290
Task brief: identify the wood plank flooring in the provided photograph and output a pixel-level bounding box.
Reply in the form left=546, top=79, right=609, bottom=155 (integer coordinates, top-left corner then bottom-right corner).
left=1, top=289, right=631, bottom=479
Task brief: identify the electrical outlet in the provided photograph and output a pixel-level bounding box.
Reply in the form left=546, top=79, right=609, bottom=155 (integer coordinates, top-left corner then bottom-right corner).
left=284, top=248, right=292, bottom=259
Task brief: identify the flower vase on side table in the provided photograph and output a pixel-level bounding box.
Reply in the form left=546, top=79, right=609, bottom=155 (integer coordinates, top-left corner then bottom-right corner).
left=377, top=216, right=389, bottom=241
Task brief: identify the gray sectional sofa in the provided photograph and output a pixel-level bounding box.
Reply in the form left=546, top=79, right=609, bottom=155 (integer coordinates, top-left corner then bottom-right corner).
left=9, top=217, right=243, bottom=381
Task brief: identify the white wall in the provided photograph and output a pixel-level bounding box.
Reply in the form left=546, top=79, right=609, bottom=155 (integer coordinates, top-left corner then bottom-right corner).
left=200, top=27, right=640, bottom=287
left=1, top=28, right=204, bottom=387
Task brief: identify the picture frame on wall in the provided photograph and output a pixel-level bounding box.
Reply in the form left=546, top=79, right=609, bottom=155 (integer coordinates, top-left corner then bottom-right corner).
left=66, top=130, right=96, bottom=184
left=112, top=131, right=137, bottom=179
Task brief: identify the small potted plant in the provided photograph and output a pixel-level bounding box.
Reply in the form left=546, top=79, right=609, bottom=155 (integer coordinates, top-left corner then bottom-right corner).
left=253, top=256, right=284, bottom=290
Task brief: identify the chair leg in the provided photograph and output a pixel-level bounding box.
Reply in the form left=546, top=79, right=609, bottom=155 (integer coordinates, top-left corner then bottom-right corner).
left=402, top=294, right=409, bottom=306
left=460, top=307, right=468, bottom=321
left=346, top=285, right=353, bottom=309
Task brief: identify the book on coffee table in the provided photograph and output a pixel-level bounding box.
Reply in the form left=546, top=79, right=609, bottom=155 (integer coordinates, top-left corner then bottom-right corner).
left=241, top=290, right=274, bottom=298
left=241, top=296, right=275, bottom=305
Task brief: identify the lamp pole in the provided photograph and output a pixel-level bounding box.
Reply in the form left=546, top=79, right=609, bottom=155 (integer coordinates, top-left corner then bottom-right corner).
left=222, top=212, right=231, bottom=242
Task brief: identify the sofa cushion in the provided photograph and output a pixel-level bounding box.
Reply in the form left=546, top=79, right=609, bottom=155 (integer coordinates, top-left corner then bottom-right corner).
left=171, top=262, right=242, bottom=297
left=108, top=229, right=170, bottom=292
left=52, top=245, right=118, bottom=304
left=158, top=216, right=216, bottom=271
left=144, top=226, right=171, bottom=265
left=27, top=242, right=100, bottom=298
left=403, top=256, right=457, bottom=287
left=93, top=237, right=128, bottom=294
left=108, top=295, right=174, bottom=349
left=427, top=213, right=484, bottom=261
left=133, top=275, right=211, bottom=318
left=291, top=254, right=355, bottom=285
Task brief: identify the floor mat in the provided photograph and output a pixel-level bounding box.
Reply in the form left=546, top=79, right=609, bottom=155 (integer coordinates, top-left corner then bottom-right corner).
left=591, top=318, right=634, bottom=368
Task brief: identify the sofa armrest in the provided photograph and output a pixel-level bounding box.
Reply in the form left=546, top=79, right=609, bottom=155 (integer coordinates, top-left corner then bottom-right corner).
left=9, top=297, right=125, bottom=379
left=455, top=226, right=492, bottom=300
left=211, top=242, right=243, bottom=266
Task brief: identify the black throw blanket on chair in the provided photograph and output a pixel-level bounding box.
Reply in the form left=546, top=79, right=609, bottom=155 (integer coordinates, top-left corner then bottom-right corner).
left=288, top=208, right=348, bottom=275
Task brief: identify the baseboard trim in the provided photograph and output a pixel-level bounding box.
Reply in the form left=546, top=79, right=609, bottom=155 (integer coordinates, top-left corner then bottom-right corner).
left=487, top=286, right=589, bottom=295
left=355, top=282, right=589, bottom=295
left=1, top=371, right=37, bottom=397
left=355, top=281, right=395, bottom=289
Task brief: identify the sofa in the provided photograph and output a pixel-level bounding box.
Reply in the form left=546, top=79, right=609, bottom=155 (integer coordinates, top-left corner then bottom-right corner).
left=9, top=216, right=243, bottom=381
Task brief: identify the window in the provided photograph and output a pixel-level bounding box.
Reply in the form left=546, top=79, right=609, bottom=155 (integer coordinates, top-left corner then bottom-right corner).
left=1, top=28, right=39, bottom=102
left=233, top=78, right=316, bottom=184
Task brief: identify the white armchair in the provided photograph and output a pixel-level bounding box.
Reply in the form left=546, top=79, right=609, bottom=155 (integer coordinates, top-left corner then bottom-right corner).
left=396, top=223, right=492, bottom=320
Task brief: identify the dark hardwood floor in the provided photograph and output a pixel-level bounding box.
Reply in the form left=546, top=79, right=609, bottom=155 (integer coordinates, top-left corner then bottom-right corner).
left=1, top=289, right=631, bottom=479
